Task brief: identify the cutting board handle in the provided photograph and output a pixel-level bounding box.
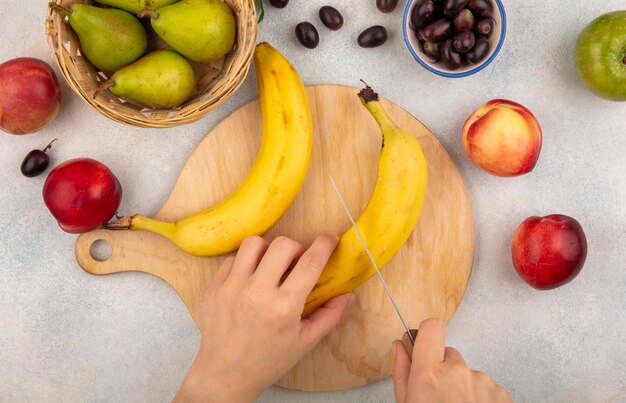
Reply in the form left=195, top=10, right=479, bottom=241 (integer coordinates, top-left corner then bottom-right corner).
left=75, top=230, right=132, bottom=276
left=75, top=228, right=216, bottom=327
left=74, top=228, right=210, bottom=279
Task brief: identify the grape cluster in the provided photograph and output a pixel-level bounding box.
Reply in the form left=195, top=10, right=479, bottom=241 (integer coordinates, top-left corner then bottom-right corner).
left=411, top=0, right=496, bottom=70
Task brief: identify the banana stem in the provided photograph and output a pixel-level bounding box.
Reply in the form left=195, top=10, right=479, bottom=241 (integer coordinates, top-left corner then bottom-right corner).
left=357, top=84, right=398, bottom=136
left=104, top=215, right=176, bottom=241
left=104, top=215, right=134, bottom=230
left=49, top=2, right=72, bottom=17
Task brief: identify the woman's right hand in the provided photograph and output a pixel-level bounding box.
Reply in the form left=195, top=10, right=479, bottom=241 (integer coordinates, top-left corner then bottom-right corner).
left=392, top=318, right=512, bottom=403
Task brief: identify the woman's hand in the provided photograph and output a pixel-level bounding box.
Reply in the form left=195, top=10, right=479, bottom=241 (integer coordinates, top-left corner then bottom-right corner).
left=392, top=319, right=512, bottom=403
left=175, top=234, right=353, bottom=402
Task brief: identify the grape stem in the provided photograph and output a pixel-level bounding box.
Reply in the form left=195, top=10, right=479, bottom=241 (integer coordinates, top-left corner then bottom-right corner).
left=43, top=139, right=58, bottom=153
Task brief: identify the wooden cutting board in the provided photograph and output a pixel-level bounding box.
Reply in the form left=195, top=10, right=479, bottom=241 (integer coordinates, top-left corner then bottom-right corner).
left=74, top=84, right=474, bottom=391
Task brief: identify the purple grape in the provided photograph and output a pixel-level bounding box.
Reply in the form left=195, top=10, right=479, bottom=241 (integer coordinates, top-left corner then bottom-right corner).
left=465, top=36, right=490, bottom=63
left=443, top=0, right=470, bottom=17
left=441, top=39, right=462, bottom=69
left=410, top=0, right=437, bottom=28
left=415, top=27, right=427, bottom=42
left=453, top=30, right=475, bottom=53
left=421, top=18, right=452, bottom=42
left=467, top=0, right=493, bottom=17
left=20, top=139, right=56, bottom=178
left=453, top=9, right=474, bottom=31
left=358, top=26, right=388, bottom=48
left=295, top=22, right=319, bottom=49
left=476, top=17, right=496, bottom=37
left=319, top=6, right=343, bottom=30
left=423, top=41, right=441, bottom=60
left=377, top=0, right=399, bottom=13
left=270, top=0, right=289, bottom=8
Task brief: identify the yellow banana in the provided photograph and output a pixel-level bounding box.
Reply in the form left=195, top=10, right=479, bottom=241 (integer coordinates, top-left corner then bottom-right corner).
left=106, top=42, right=312, bottom=257
left=302, top=85, right=428, bottom=316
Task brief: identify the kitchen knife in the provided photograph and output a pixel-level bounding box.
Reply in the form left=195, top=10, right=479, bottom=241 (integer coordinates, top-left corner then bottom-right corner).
left=329, top=176, right=417, bottom=356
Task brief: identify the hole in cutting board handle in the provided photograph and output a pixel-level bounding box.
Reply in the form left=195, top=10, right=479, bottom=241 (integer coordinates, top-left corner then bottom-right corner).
left=89, top=239, right=112, bottom=262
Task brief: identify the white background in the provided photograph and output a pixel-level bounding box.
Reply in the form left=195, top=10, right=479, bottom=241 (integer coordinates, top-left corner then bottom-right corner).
left=1, top=1, right=624, bottom=402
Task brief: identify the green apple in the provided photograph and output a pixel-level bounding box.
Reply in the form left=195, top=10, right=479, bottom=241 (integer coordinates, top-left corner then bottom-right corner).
left=574, top=10, right=626, bottom=101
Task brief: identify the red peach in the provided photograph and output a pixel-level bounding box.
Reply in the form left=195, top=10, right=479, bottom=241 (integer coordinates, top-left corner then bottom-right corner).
left=0, top=57, right=62, bottom=135
left=43, top=158, right=122, bottom=234
left=511, top=214, right=587, bottom=290
left=462, top=99, right=542, bottom=177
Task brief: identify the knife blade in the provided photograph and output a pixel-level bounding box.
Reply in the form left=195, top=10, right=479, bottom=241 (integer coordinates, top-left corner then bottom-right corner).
left=328, top=176, right=415, bottom=346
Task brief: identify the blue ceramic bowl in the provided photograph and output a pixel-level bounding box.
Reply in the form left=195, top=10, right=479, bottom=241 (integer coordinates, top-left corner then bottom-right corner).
left=403, top=0, right=507, bottom=78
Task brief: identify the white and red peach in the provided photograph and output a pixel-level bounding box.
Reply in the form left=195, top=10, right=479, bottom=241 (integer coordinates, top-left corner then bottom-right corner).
left=462, top=99, right=542, bottom=177
left=0, top=57, right=62, bottom=135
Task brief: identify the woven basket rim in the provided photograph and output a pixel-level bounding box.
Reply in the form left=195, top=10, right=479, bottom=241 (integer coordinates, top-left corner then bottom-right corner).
left=45, top=0, right=258, bottom=128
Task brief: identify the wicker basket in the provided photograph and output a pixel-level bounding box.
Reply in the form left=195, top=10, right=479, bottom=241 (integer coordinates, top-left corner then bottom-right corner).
left=45, top=0, right=258, bottom=128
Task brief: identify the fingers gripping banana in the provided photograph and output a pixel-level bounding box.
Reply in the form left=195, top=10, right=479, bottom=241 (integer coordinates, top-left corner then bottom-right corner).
left=302, top=85, right=428, bottom=316
left=106, top=43, right=313, bottom=257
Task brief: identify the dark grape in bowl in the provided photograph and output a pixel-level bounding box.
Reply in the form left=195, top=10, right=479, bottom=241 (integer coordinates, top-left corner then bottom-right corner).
left=403, top=0, right=506, bottom=77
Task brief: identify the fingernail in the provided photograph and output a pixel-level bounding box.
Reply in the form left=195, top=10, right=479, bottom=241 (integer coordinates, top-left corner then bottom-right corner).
left=326, top=232, right=340, bottom=241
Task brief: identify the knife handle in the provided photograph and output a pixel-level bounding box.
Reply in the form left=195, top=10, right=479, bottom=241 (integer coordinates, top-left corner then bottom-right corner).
left=401, top=329, right=418, bottom=358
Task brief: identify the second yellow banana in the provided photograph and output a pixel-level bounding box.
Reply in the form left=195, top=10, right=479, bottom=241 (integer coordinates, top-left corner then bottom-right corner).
left=303, top=85, right=428, bottom=316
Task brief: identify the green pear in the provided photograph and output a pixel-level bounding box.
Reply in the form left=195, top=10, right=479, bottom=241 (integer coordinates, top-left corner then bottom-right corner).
left=100, top=50, right=196, bottom=108
left=95, top=0, right=179, bottom=15
left=143, top=0, right=236, bottom=63
left=49, top=3, right=147, bottom=72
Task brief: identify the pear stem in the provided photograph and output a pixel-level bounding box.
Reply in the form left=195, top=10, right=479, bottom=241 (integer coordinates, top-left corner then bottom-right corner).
left=255, top=0, right=264, bottom=23
left=137, top=9, right=159, bottom=19
left=93, top=80, right=114, bottom=100
left=48, top=2, right=72, bottom=17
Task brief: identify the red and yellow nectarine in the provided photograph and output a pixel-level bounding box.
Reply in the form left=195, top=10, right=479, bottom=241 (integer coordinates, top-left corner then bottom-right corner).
left=462, top=99, right=542, bottom=177
left=0, top=58, right=62, bottom=135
